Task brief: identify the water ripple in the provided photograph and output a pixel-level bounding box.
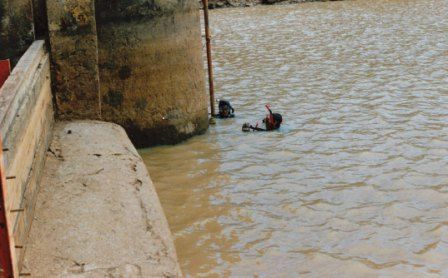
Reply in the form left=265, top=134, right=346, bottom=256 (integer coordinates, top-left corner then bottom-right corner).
left=141, top=0, right=448, bottom=276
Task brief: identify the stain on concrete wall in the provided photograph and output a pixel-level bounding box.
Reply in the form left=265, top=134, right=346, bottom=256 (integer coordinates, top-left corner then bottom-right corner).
left=0, top=0, right=35, bottom=66
left=24, top=0, right=208, bottom=146
left=46, top=0, right=101, bottom=119
left=96, top=0, right=208, bottom=147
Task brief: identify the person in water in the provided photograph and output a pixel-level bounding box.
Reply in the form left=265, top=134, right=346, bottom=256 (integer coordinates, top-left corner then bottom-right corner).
left=242, top=105, right=282, bottom=132
left=217, top=99, right=235, bottom=118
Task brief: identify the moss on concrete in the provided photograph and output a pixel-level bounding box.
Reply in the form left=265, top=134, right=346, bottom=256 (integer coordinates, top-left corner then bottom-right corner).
left=46, top=0, right=101, bottom=120
left=96, top=0, right=208, bottom=147
left=125, top=113, right=209, bottom=148
left=0, top=0, right=35, bottom=66
left=0, top=1, right=5, bottom=39
left=95, top=0, right=199, bottom=22
left=40, top=0, right=208, bottom=146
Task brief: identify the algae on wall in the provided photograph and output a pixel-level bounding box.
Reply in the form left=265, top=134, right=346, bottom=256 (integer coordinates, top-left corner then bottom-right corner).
left=46, top=0, right=101, bottom=120
left=0, top=0, right=35, bottom=66
left=35, top=0, right=208, bottom=147
left=0, top=1, right=5, bottom=44
left=94, top=0, right=209, bottom=147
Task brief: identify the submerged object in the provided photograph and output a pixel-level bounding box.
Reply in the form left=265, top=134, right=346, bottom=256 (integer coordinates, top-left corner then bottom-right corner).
left=242, top=105, right=283, bottom=132
left=242, top=122, right=251, bottom=132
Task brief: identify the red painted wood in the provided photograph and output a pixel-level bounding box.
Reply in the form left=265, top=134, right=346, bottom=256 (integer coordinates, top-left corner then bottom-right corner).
left=0, top=60, right=11, bottom=89
left=0, top=139, right=13, bottom=278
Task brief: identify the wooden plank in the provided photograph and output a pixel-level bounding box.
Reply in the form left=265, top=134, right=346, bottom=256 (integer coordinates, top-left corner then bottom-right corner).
left=12, top=80, right=53, bottom=232
left=3, top=54, right=50, bottom=170
left=0, top=40, right=53, bottom=277
left=4, top=76, right=53, bottom=230
left=0, top=139, right=18, bottom=278
left=0, top=41, right=46, bottom=141
left=13, top=100, right=53, bottom=270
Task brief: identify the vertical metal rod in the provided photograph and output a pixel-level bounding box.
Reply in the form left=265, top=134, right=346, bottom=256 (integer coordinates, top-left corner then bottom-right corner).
left=202, top=0, right=216, bottom=117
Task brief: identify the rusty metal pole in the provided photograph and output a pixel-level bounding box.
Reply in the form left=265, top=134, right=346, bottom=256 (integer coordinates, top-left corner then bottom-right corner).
left=202, top=0, right=216, bottom=117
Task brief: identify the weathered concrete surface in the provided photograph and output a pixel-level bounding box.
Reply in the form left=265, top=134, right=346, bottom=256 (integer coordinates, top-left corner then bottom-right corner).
left=46, top=0, right=101, bottom=120
left=95, top=0, right=209, bottom=147
left=44, top=0, right=208, bottom=146
left=0, top=0, right=35, bottom=66
left=23, top=121, right=182, bottom=277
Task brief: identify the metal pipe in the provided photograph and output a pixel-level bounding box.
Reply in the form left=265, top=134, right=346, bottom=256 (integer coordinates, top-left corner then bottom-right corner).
left=202, top=0, right=216, bottom=117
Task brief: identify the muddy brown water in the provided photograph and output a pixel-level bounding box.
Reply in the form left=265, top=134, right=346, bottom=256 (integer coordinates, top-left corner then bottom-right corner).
left=140, top=0, right=448, bottom=276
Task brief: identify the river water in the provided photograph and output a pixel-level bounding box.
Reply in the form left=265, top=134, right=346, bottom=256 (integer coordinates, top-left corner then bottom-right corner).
left=140, top=0, right=448, bottom=276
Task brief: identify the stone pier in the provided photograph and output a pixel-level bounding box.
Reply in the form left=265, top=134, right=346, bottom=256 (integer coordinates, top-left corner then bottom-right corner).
left=95, top=0, right=208, bottom=147
left=46, top=0, right=102, bottom=120
left=0, top=0, right=210, bottom=147
left=43, top=0, right=209, bottom=147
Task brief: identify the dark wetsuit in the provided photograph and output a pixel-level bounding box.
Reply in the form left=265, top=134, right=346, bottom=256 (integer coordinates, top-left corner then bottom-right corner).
left=217, top=100, right=235, bottom=118
left=247, top=108, right=282, bottom=131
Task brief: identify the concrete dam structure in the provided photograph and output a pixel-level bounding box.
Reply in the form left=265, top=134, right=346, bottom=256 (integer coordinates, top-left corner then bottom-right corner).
left=2, top=0, right=209, bottom=147
left=0, top=0, right=209, bottom=275
left=95, top=0, right=209, bottom=147
left=0, top=42, right=182, bottom=275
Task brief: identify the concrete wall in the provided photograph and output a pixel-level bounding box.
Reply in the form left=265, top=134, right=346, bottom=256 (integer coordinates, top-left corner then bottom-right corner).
left=2, top=0, right=209, bottom=146
left=95, top=0, right=209, bottom=147
left=0, top=0, right=35, bottom=66
left=46, top=0, right=101, bottom=120
left=45, top=0, right=208, bottom=147
left=0, top=40, right=54, bottom=271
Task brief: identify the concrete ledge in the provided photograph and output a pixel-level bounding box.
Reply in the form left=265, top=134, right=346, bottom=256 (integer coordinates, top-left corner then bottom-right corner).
left=23, top=121, right=181, bottom=277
